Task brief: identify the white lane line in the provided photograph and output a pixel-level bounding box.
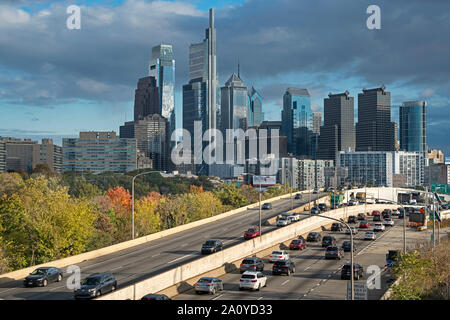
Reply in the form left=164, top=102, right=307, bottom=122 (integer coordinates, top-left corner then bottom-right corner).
left=257, top=296, right=263, bottom=300
left=111, top=266, right=122, bottom=271
left=151, top=253, right=160, bottom=258
left=281, top=279, right=290, bottom=286
left=167, top=253, right=195, bottom=264
left=0, top=287, right=18, bottom=295
left=212, top=294, right=224, bottom=300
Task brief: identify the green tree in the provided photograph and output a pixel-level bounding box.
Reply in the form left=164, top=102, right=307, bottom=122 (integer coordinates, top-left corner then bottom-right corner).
left=0, top=172, right=24, bottom=197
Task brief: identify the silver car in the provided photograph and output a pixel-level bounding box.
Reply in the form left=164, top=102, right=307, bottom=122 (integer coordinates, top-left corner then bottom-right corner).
left=364, top=231, right=376, bottom=241
left=383, top=218, right=395, bottom=226
left=276, top=216, right=290, bottom=227
left=194, top=277, right=224, bottom=295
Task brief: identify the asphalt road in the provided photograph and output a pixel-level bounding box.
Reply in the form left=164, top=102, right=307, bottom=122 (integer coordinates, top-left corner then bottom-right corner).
left=0, top=192, right=326, bottom=300
left=173, top=214, right=449, bottom=300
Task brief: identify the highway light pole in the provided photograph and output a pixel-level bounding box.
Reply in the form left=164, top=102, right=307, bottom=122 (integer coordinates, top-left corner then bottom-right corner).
left=132, top=171, right=160, bottom=240
left=298, top=212, right=355, bottom=300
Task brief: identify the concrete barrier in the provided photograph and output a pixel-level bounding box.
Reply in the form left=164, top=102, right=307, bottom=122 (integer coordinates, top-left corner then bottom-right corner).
left=0, top=189, right=314, bottom=283
left=96, top=203, right=399, bottom=300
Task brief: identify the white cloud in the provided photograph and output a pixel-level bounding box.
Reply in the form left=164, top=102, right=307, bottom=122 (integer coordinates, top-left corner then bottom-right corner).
left=76, top=79, right=111, bottom=94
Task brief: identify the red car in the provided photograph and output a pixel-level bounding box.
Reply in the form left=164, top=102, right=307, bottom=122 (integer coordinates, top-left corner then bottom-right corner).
left=289, top=239, right=307, bottom=250
left=372, top=210, right=381, bottom=216
left=359, top=221, right=370, bottom=228
left=244, top=227, right=260, bottom=239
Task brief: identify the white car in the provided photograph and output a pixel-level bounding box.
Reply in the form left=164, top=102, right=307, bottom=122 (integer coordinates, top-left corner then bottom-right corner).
left=373, top=223, right=385, bottom=232
left=287, top=213, right=301, bottom=222
left=391, top=209, right=399, bottom=216
left=268, top=250, right=289, bottom=263
left=364, top=231, right=376, bottom=240
left=383, top=218, right=395, bottom=226
left=239, top=271, right=267, bottom=291
left=345, top=226, right=358, bottom=235
left=276, top=217, right=290, bottom=227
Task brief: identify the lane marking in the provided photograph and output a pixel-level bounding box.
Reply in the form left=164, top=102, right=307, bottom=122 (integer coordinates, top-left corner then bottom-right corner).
left=212, top=294, right=223, bottom=300
left=257, top=296, right=263, bottom=300
left=281, top=279, right=290, bottom=286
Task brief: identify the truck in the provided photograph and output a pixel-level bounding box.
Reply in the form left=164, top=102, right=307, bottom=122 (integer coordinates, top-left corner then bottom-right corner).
left=355, top=192, right=375, bottom=204
left=408, top=210, right=426, bottom=228
left=330, top=194, right=344, bottom=208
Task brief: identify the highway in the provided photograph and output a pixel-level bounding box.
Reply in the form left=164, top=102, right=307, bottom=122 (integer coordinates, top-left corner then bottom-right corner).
left=0, top=192, right=326, bottom=300
left=174, top=214, right=449, bottom=300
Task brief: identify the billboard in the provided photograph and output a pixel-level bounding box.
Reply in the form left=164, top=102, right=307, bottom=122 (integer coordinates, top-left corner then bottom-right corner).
left=252, top=175, right=277, bottom=186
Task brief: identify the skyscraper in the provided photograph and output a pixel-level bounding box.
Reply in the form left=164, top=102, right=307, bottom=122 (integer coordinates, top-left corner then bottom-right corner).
left=399, top=100, right=427, bottom=153
left=149, top=44, right=176, bottom=141
left=0, top=141, right=5, bottom=172
left=281, top=88, right=312, bottom=156
left=220, top=73, right=248, bottom=132
left=248, top=87, right=263, bottom=127
left=312, top=112, right=322, bottom=134
left=318, top=91, right=356, bottom=162
left=32, top=139, right=63, bottom=173
left=134, top=76, right=160, bottom=121
left=356, top=85, right=396, bottom=151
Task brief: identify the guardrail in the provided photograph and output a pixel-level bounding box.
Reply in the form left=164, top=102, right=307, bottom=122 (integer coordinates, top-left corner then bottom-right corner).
left=96, top=203, right=399, bottom=300
left=0, top=189, right=316, bottom=283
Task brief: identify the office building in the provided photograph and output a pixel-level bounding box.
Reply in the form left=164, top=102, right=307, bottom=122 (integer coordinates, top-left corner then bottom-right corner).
left=281, top=88, right=313, bottom=156
left=149, top=44, right=176, bottom=141
left=356, top=85, right=396, bottom=151
left=425, top=163, right=450, bottom=185
left=63, top=131, right=137, bottom=174
left=392, top=151, right=424, bottom=187
left=312, top=112, right=321, bottom=134
left=32, top=139, right=63, bottom=173
left=278, top=157, right=333, bottom=190
left=1, top=137, right=37, bottom=172
left=248, top=87, right=263, bottom=127
left=221, top=73, right=249, bottom=133
left=0, top=141, right=5, bottom=172
left=427, top=149, right=444, bottom=165
left=134, top=76, right=160, bottom=121
left=120, top=114, right=170, bottom=172
left=399, top=101, right=427, bottom=153
left=318, top=91, right=355, bottom=162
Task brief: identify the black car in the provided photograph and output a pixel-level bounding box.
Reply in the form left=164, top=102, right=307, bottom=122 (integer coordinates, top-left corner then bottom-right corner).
left=373, top=214, right=382, bottom=222
left=272, top=259, right=295, bottom=276
left=357, top=213, right=366, bottom=220
left=23, top=267, right=63, bottom=287
left=201, top=240, right=223, bottom=254
left=331, top=223, right=343, bottom=232
left=341, top=264, right=364, bottom=280
left=294, top=193, right=302, bottom=200
left=141, top=294, right=171, bottom=300
left=347, top=215, right=357, bottom=223
left=325, top=246, right=344, bottom=260
left=347, top=185, right=353, bottom=190
left=313, top=189, right=319, bottom=194
left=240, top=257, right=264, bottom=273
left=398, top=211, right=405, bottom=219
left=318, top=203, right=327, bottom=211
left=262, top=203, right=272, bottom=210
left=342, top=241, right=357, bottom=252
left=322, top=236, right=336, bottom=247
left=306, top=232, right=322, bottom=242
left=310, top=207, right=320, bottom=214
left=74, top=273, right=117, bottom=299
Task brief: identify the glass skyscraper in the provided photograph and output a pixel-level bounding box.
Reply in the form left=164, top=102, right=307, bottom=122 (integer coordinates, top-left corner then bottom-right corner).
left=149, top=44, right=175, bottom=141
left=399, top=100, right=427, bottom=153
left=248, top=87, right=263, bottom=127
left=221, top=73, right=248, bottom=132
left=281, top=88, right=312, bottom=156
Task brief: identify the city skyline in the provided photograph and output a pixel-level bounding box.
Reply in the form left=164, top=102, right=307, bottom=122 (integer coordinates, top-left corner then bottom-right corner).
left=0, top=0, right=449, bottom=156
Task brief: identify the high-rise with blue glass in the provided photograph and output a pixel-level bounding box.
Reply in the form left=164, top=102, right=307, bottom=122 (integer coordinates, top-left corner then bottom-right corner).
left=281, top=88, right=313, bottom=156
left=399, top=100, right=427, bottom=153
left=149, top=44, right=175, bottom=142
left=248, top=87, right=263, bottom=127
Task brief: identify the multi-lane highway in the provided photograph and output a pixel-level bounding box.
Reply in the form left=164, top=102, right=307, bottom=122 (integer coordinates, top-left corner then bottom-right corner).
left=0, top=192, right=326, bottom=300
left=174, top=215, right=449, bottom=300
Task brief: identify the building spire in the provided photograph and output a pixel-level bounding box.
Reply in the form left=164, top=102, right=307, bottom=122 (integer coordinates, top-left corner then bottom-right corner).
left=238, top=58, right=240, bottom=78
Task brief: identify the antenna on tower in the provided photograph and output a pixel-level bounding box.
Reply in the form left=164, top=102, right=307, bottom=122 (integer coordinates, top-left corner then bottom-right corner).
left=238, top=58, right=240, bottom=78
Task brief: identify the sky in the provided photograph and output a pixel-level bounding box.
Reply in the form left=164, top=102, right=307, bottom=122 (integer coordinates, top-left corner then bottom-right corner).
left=0, top=0, right=449, bottom=155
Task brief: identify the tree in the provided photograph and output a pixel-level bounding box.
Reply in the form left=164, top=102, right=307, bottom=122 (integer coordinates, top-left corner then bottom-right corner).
left=214, top=183, right=250, bottom=208
left=0, top=172, right=24, bottom=197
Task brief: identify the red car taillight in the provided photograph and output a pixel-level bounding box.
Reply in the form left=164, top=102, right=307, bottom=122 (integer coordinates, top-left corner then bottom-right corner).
left=251, top=280, right=257, bottom=283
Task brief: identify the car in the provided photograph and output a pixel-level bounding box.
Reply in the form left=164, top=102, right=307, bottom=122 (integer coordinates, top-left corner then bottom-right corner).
left=194, top=277, right=224, bottom=295
left=74, top=273, right=117, bottom=299
left=359, top=220, right=370, bottom=228
left=244, top=227, right=261, bottom=239
left=276, top=216, right=291, bottom=227
left=240, top=257, right=264, bottom=273
left=398, top=211, right=405, bottom=219
left=347, top=185, right=353, bottom=190
left=321, top=236, right=336, bottom=247
left=23, top=267, right=63, bottom=287
left=382, top=212, right=391, bottom=219
left=201, top=240, right=223, bottom=254
left=313, top=188, right=319, bottom=194
left=348, top=199, right=359, bottom=206
left=306, top=232, right=322, bottom=242
left=341, top=264, right=364, bottom=280
left=239, top=271, right=267, bottom=291
left=345, top=226, right=358, bottom=235
left=342, top=241, right=357, bottom=252
left=383, top=218, right=395, bottom=226
left=347, top=215, right=357, bottom=223
left=417, top=225, right=427, bottom=231
left=372, top=210, right=381, bottom=216
left=289, top=239, right=307, bottom=250
left=262, top=203, right=272, bottom=210
left=287, top=213, right=301, bottom=222
left=141, top=294, right=171, bottom=300
left=294, top=193, right=302, bottom=200
left=318, top=203, right=328, bottom=211
left=272, top=259, right=295, bottom=276
left=373, top=223, right=386, bottom=232
left=331, top=222, right=343, bottom=232
left=364, top=231, right=376, bottom=240
left=373, top=214, right=382, bottom=221
left=310, top=207, right=320, bottom=214
left=391, top=209, right=399, bottom=216
left=357, top=213, right=366, bottom=220
left=325, top=246, right=344, bottom=259
left=268, top=250, right=290, bottom=262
